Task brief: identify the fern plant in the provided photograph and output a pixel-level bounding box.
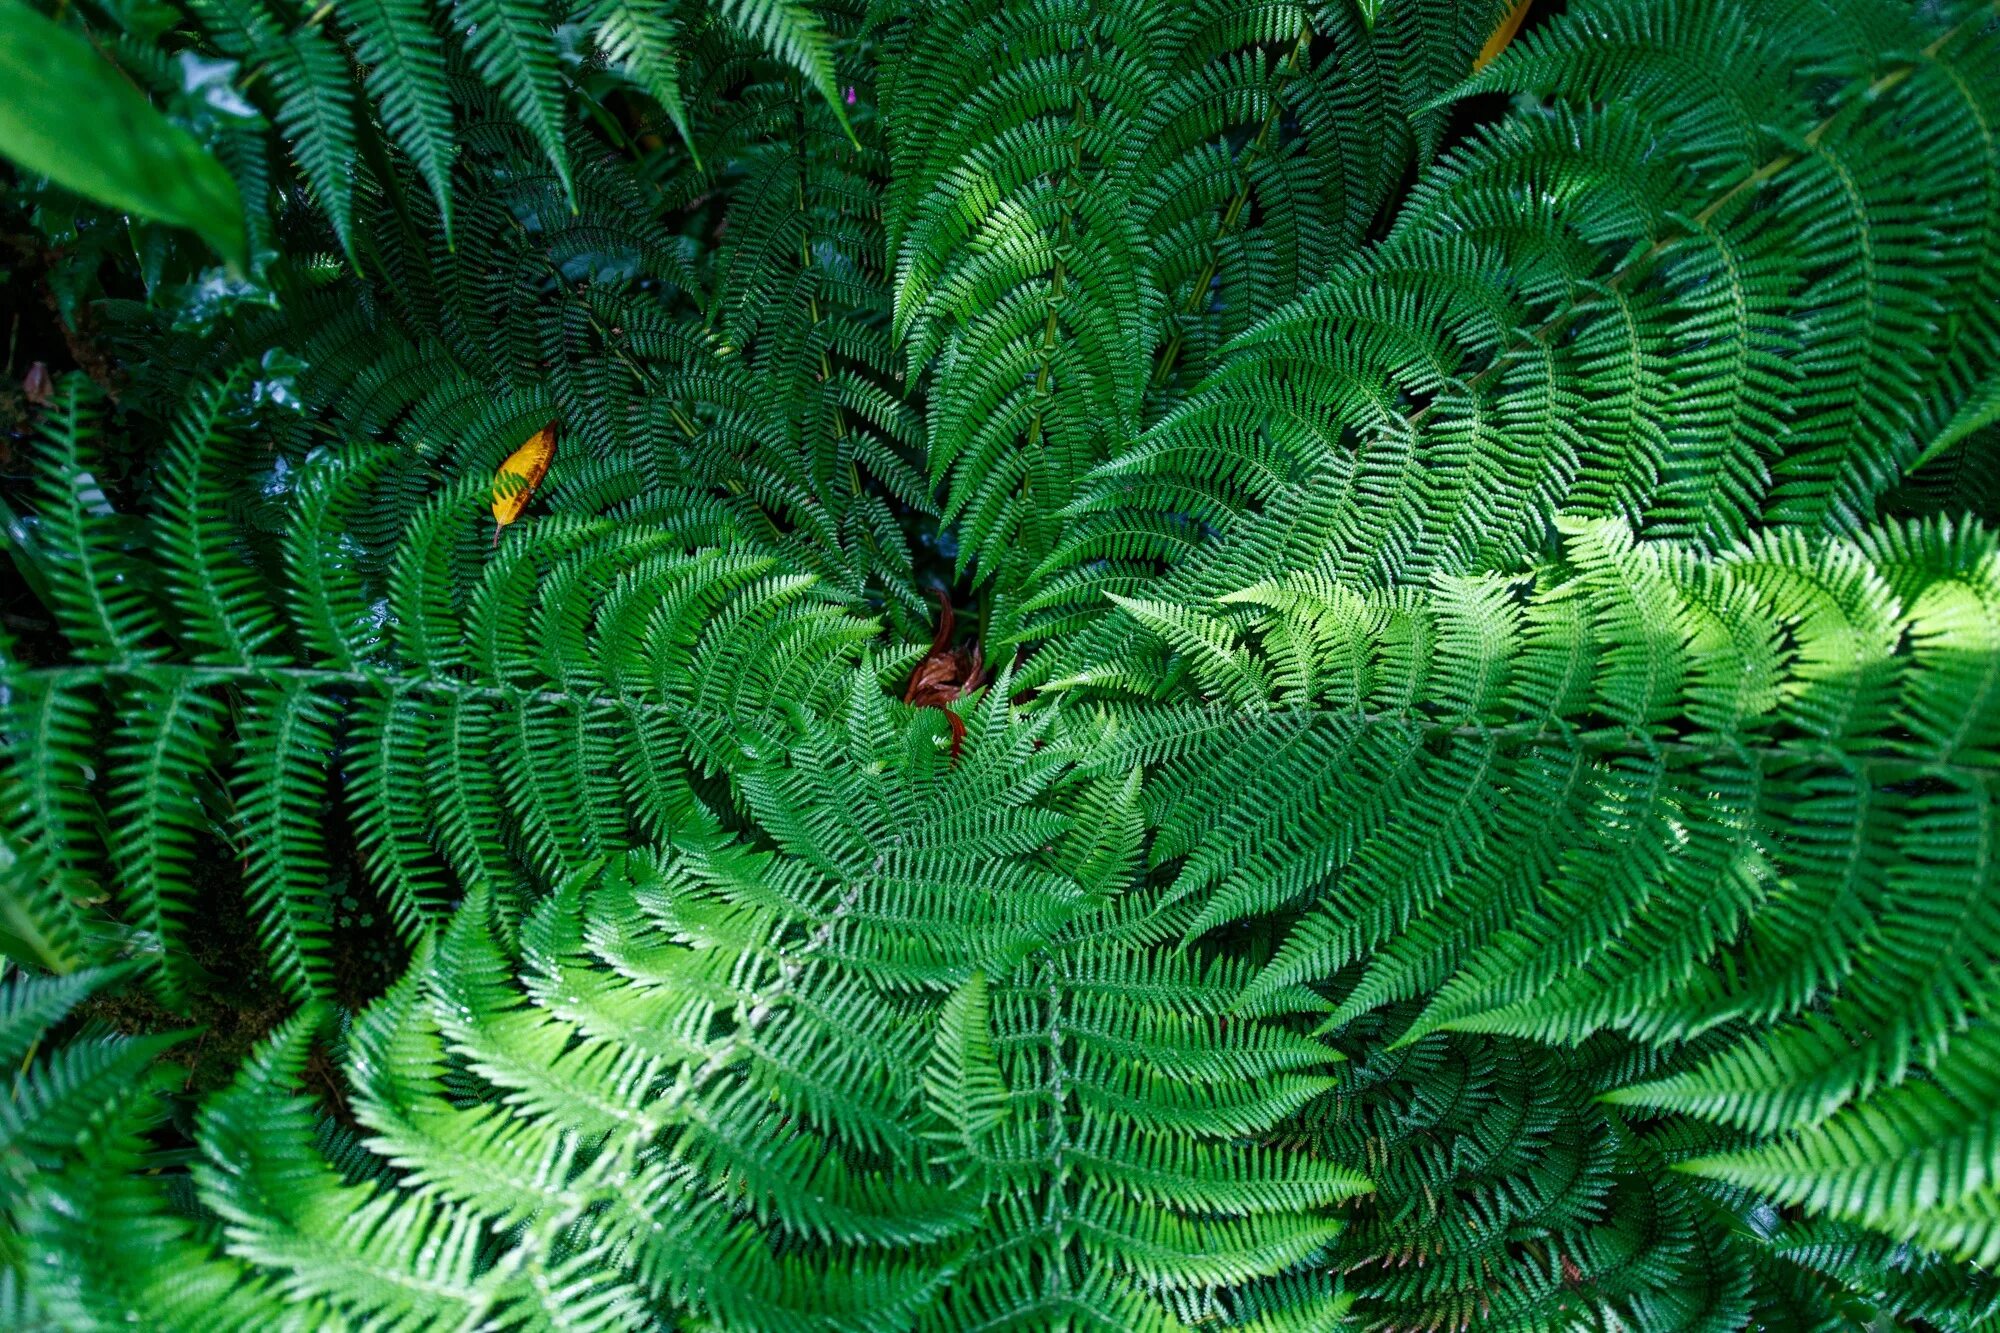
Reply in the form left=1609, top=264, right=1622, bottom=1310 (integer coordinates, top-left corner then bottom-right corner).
left=3, top=378, right=1361, bottom=1328
left=3, top=0, right=2000, bottom=1328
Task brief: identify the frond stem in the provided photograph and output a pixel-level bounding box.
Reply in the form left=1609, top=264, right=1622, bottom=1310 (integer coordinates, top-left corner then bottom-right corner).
left=1086, top=699, right=2000, bottom=782
left=3, top=661, right=720, bottom=726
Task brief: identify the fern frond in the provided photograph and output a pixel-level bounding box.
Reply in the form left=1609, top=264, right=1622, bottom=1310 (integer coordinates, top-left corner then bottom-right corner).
left=1683, top=1022, right=2000, bottom=1269
left=456, top=0, right=576, bottom=202
left=29, top=379, right=162, bottom=664
left=340, top=0, right=458, bottom=237
left=156, top=368, right=286, bottom=665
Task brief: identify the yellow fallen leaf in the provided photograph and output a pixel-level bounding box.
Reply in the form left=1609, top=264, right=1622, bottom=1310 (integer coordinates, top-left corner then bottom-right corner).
left=491, top=420, right=558, bottom=541
left=1474, top=0, right=1533, bottom=73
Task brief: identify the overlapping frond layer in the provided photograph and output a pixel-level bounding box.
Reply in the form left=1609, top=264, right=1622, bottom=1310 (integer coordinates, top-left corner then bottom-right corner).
left=0, top=371, right=879, bottom=1004
left=4, top=686, right=1362, bottom=1329
left=2, top=364, right=1356, bottom=1327
left=159, top=0, right=855, bottom=252
left=0, top=968, right=277, bottom=1329
left=881, top=0, right=1507, bottom=644
left=882, top=0, right=1167, bottom=614
left=1039, top=0, right=2000, bottom=687
left=1073, top=513, right=2000, bottom=1266
left=1315, top=1020, right=1760, bottom=1329
left=1315, top=1014, right=2000, bottom=1330
left=276, top=91, right=931, bottom=637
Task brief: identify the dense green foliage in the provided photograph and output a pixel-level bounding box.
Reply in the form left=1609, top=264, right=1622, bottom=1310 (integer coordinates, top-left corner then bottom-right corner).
left=0, top=0, right=1997, bottom=1327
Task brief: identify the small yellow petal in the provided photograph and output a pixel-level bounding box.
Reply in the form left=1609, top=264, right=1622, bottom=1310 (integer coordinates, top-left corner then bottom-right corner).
left=491, top=421, right=559, bottom=529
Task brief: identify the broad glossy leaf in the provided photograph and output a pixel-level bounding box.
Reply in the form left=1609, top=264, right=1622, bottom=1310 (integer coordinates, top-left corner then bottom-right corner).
left=0, top=0, right=247, bottom=270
